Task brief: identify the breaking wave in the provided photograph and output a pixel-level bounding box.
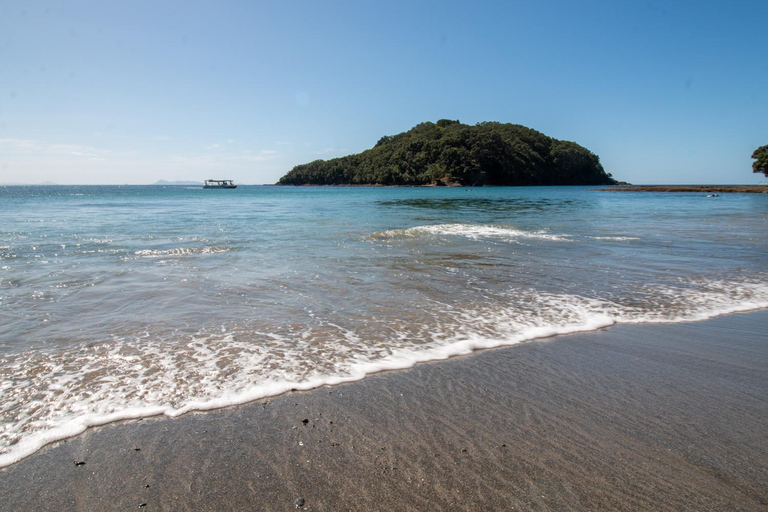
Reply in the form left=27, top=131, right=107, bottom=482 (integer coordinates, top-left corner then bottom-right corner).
left=2, top=275, right=767, bottom=468
left=133, top=246, right=233, bottom=257
left=368, top=223, right=571, bottom=242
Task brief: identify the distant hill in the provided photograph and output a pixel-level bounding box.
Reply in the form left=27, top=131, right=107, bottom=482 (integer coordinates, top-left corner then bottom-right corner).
left=278, top=120, right=617, bottom=186
left=154, top=180, right=202, bottom=186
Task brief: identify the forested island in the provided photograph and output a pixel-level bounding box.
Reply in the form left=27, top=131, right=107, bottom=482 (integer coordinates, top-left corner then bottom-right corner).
left=278, top=120, right=617, bottom=186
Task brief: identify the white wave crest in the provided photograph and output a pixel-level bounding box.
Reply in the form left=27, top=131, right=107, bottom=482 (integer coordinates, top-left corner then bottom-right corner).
left=134, top=246, right=232, bottom=257
left=369, top=223, right=571, bottom=242
left=2, top=276, right=767, bottom=469
left=586, top=236, right=640, bottom=241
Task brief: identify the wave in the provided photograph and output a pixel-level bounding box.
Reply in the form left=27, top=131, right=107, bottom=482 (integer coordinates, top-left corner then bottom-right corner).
left=368, top=223, right=571, bottom=242
left=1, top=276, right=767, bottom=468
left=585, top=236, right=640, bottom=241
left=0, top=308, right=613, bottom=468
left=133, top=246, right=233, bottom=257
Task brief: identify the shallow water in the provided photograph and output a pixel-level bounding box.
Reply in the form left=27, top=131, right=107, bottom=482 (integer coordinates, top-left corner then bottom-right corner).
left=1, top=185, right=767, bottom=466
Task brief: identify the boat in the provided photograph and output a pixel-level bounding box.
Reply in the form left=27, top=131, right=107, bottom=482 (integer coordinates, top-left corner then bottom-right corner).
left=203, top=179, right=237, bottom=189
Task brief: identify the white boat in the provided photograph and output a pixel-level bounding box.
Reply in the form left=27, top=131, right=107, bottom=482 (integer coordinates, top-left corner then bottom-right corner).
left=203, top=179, right=237, bottom=189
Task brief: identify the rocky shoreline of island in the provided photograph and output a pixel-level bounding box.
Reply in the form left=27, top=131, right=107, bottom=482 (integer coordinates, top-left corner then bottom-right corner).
left=598, top=185, right=767, bottom=193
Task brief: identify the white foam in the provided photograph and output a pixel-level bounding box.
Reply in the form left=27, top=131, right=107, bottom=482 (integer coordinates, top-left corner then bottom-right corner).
left=607, top=279, right=768, bottom=324
left=134, top=246, right=232, bottom=257
left=369, top=223, right=571, bottom=242
left=586, top=236, right=641, bottom=241
left=0, top=308, right=616, bottom=468
left=1, top=277, right=768, bottom=469
left=0, top=407, right=168, bottom=468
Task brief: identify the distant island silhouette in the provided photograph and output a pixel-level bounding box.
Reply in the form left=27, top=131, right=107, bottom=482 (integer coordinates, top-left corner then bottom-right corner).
left=278, top=120, right=617, bottom=186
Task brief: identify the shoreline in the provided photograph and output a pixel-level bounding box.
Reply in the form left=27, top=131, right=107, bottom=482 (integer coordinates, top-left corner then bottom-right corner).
left=597, top=185, right=768, bottom=193
left=273, top=182, right=616, bottom=188
left=5, top=300, right=767, bottom=471
left=2, top=310, right=768, bottom=510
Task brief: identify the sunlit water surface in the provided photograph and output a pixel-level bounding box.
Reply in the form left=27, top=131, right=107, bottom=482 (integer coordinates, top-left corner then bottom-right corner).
left=1, top=185, right=767, bottom=466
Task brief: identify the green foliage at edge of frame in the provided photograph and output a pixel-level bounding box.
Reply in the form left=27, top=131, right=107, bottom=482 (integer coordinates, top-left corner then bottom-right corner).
left=752, top=145, right=768, bottom=177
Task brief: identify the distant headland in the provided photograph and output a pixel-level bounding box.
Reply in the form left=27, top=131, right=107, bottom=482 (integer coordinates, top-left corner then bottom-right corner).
left=277, top=120, right=617, bottom=187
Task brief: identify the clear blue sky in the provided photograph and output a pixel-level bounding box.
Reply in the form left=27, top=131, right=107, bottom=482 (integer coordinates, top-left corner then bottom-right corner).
left=1, top=0, right=766, bottom=185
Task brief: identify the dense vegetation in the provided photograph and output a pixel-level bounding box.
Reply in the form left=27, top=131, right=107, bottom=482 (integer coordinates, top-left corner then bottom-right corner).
left=753, top=145, right=768, bottom=177
left=278, top=120, right=617, bottom=186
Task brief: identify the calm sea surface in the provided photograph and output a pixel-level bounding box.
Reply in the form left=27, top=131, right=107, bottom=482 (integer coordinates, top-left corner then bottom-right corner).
left=1, top=185, right=767, bottom=466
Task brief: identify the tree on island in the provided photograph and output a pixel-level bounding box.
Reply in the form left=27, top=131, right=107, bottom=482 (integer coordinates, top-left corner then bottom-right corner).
left=752, top=145, right=768, bottom=177
left=278, top=120, right=617, bottom=186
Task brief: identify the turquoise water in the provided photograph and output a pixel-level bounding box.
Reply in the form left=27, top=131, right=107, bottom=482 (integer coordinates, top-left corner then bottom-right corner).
left=1, top=185, right=767, bottom=466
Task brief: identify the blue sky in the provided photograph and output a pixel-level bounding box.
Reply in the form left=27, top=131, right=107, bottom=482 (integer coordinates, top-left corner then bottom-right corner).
left=1, top=0, right=766, bottom=185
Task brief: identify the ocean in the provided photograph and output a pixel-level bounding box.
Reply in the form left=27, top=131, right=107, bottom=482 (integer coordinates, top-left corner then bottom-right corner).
left=1, top=184, right=767, bottom=467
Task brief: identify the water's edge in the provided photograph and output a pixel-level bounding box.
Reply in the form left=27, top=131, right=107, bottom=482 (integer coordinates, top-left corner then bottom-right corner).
left=2, top=304, right=766, bottom=470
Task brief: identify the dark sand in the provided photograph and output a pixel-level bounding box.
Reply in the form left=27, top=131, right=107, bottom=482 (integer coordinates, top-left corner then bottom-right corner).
left=597, top=185, right=768, bottom=193
left=2, top=311, right=768, bottom=511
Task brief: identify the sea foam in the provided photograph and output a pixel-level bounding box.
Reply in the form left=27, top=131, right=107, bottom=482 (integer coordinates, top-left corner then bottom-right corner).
left=2, top=186, right=767, bottom=469
left=368, top=223, right=571, bottom=242
left=2, top=276, right=767, bottom=469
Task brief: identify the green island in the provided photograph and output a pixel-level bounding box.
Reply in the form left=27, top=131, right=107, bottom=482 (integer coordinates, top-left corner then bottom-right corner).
left=278, top=120, right=617, bottom=186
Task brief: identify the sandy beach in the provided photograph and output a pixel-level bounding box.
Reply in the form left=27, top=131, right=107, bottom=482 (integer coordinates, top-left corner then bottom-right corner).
left=2, top=310, right=767, bottom=511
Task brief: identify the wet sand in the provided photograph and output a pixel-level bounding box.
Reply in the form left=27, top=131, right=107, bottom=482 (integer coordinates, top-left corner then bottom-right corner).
left=2, top=311, right=768, bottom=511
